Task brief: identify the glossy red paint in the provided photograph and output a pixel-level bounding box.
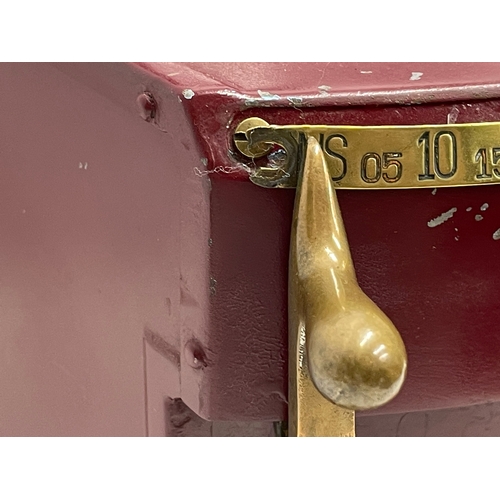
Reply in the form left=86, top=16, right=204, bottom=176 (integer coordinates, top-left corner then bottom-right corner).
left=2, top=63, right=500, bottom=435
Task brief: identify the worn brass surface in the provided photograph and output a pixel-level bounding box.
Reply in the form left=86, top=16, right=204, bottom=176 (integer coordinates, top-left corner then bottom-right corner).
left=234, top=118, right=500, bottom=189
left=288, top=138, right=407, bottom=436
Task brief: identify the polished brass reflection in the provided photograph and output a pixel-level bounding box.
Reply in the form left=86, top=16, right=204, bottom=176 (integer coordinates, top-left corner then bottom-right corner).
left=289, top=138, right=407, bottom=436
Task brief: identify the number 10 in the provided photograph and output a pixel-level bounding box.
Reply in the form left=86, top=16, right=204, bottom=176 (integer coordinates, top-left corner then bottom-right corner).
left=418, top=131, right=458, bottom=180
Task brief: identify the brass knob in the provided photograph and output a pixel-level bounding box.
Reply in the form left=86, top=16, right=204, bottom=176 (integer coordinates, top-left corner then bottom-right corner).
left=291, top=137, right=407, bottom=412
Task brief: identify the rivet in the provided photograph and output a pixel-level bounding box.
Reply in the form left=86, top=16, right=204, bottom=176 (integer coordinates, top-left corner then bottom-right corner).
left=183, top=340, right=208, bottom=369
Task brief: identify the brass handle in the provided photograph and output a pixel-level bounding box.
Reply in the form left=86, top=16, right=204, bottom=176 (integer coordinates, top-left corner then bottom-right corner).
left=233, top=120, right=408, bottom=436
left=289, top=137, right=407, bottom=436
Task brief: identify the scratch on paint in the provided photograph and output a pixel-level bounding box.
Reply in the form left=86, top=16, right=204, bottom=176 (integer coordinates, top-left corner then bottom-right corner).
left=447, top=106, right=460, bottom=124
left=144, top=328, right=180, bottom=368
left=193, top=164, right=250, bottom=177
left=287, top=96, right=303, bottom=106
left=427, top=207, right=457, bottom=227
left=257, top=90, right=280, bottom=100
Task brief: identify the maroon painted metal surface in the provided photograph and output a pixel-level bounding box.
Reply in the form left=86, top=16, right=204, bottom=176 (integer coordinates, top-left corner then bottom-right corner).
left=0, top=63, right=195, bottom=435
left=2, top=62, right=500, bottom=435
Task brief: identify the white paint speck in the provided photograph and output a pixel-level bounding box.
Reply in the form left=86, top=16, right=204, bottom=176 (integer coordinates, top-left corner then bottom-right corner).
left=427, top=207, right=457, bottom=227
left=475, top=214, right=484, bottom=221
left=200, top=158, right=208, bottom=166
left=257, top=90, right=280, bottom=100
left=466, top=207, right=472, bottom=212
left=318, top=85, right=331, bottom=92
left=360, top=70, right=372, bottom=74
left=78, top=162, right=88, bottom=170
left=447, top=106, right=460, bottom=124
left=455, top=236, right=459, bottom=241
left=432, top=188, right=437, bottom=195
left=216, top=89, right=252, bottom=99
left=410, top=72, right=423, bottom=81
left=454, top=227, right=459, bottom=232
left=493, top=229, right=500, bottom=240
left=481, top=203, right=489, bottom=211
left=182, top=89, right=195, bottom=100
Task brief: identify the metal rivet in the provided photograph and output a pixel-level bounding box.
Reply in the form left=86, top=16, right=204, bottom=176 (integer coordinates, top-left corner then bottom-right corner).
left=183, top=340, right=208, bottom=369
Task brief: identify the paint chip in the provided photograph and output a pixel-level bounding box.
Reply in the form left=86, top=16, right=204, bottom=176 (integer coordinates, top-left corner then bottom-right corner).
left=78, top=162, right=88, bottom=170
left=481, top=203, right=489, bottom=211
left=455, top=236, right=459, bottom=241
left=287, top=96, right=303, bottom=105
left=360, top=70, right=372, bottom=74
left=466, top=207, right=472, bottom=212
left=318, top=85, right=331, bottom=92
left=410, top=72, right=423, bottom=81
left=257, top=90, right=280, bottom=100
left=209, top=277, right=217, bottom=295
left=427, top=207, right=457, bottom=227
left=447, top=106, right=460, bottom=124
left=432, top=188, right=437, bottom=195
left=200, top=158, right=208, bottom=166
left=475, top=214, right=484, bottom=221
left=182, top=89, right=195, bottom=99
left=493, top=229, right=500, bottom=240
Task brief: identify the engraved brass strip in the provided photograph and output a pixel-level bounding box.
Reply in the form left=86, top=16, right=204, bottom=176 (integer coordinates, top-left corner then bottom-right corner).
left=234, top=119, right=500, bottom=189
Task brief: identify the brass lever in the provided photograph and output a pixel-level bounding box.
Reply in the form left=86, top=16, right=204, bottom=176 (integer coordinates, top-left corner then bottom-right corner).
left=289, top=137, right=407, bottom=436
left=233, top=120, right=407, bottom=436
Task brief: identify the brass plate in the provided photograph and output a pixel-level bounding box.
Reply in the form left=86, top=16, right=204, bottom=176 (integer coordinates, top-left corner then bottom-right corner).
left=234, top=119, right=500, bottom=189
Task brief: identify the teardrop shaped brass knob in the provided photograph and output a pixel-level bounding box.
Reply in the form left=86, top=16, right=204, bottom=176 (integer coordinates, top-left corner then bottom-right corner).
left=291, top=137, right=407, bottom=412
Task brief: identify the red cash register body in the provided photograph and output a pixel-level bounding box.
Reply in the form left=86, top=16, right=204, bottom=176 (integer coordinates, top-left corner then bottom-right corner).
left=1, top=62, right=500, bottom=436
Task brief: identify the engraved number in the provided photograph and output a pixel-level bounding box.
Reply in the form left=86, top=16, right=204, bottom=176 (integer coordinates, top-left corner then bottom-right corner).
left=418, top=131, right=457, bottom=180
left=474, top=147, right=500, bottom=179
left=361, top=152, right=403, bottom=184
